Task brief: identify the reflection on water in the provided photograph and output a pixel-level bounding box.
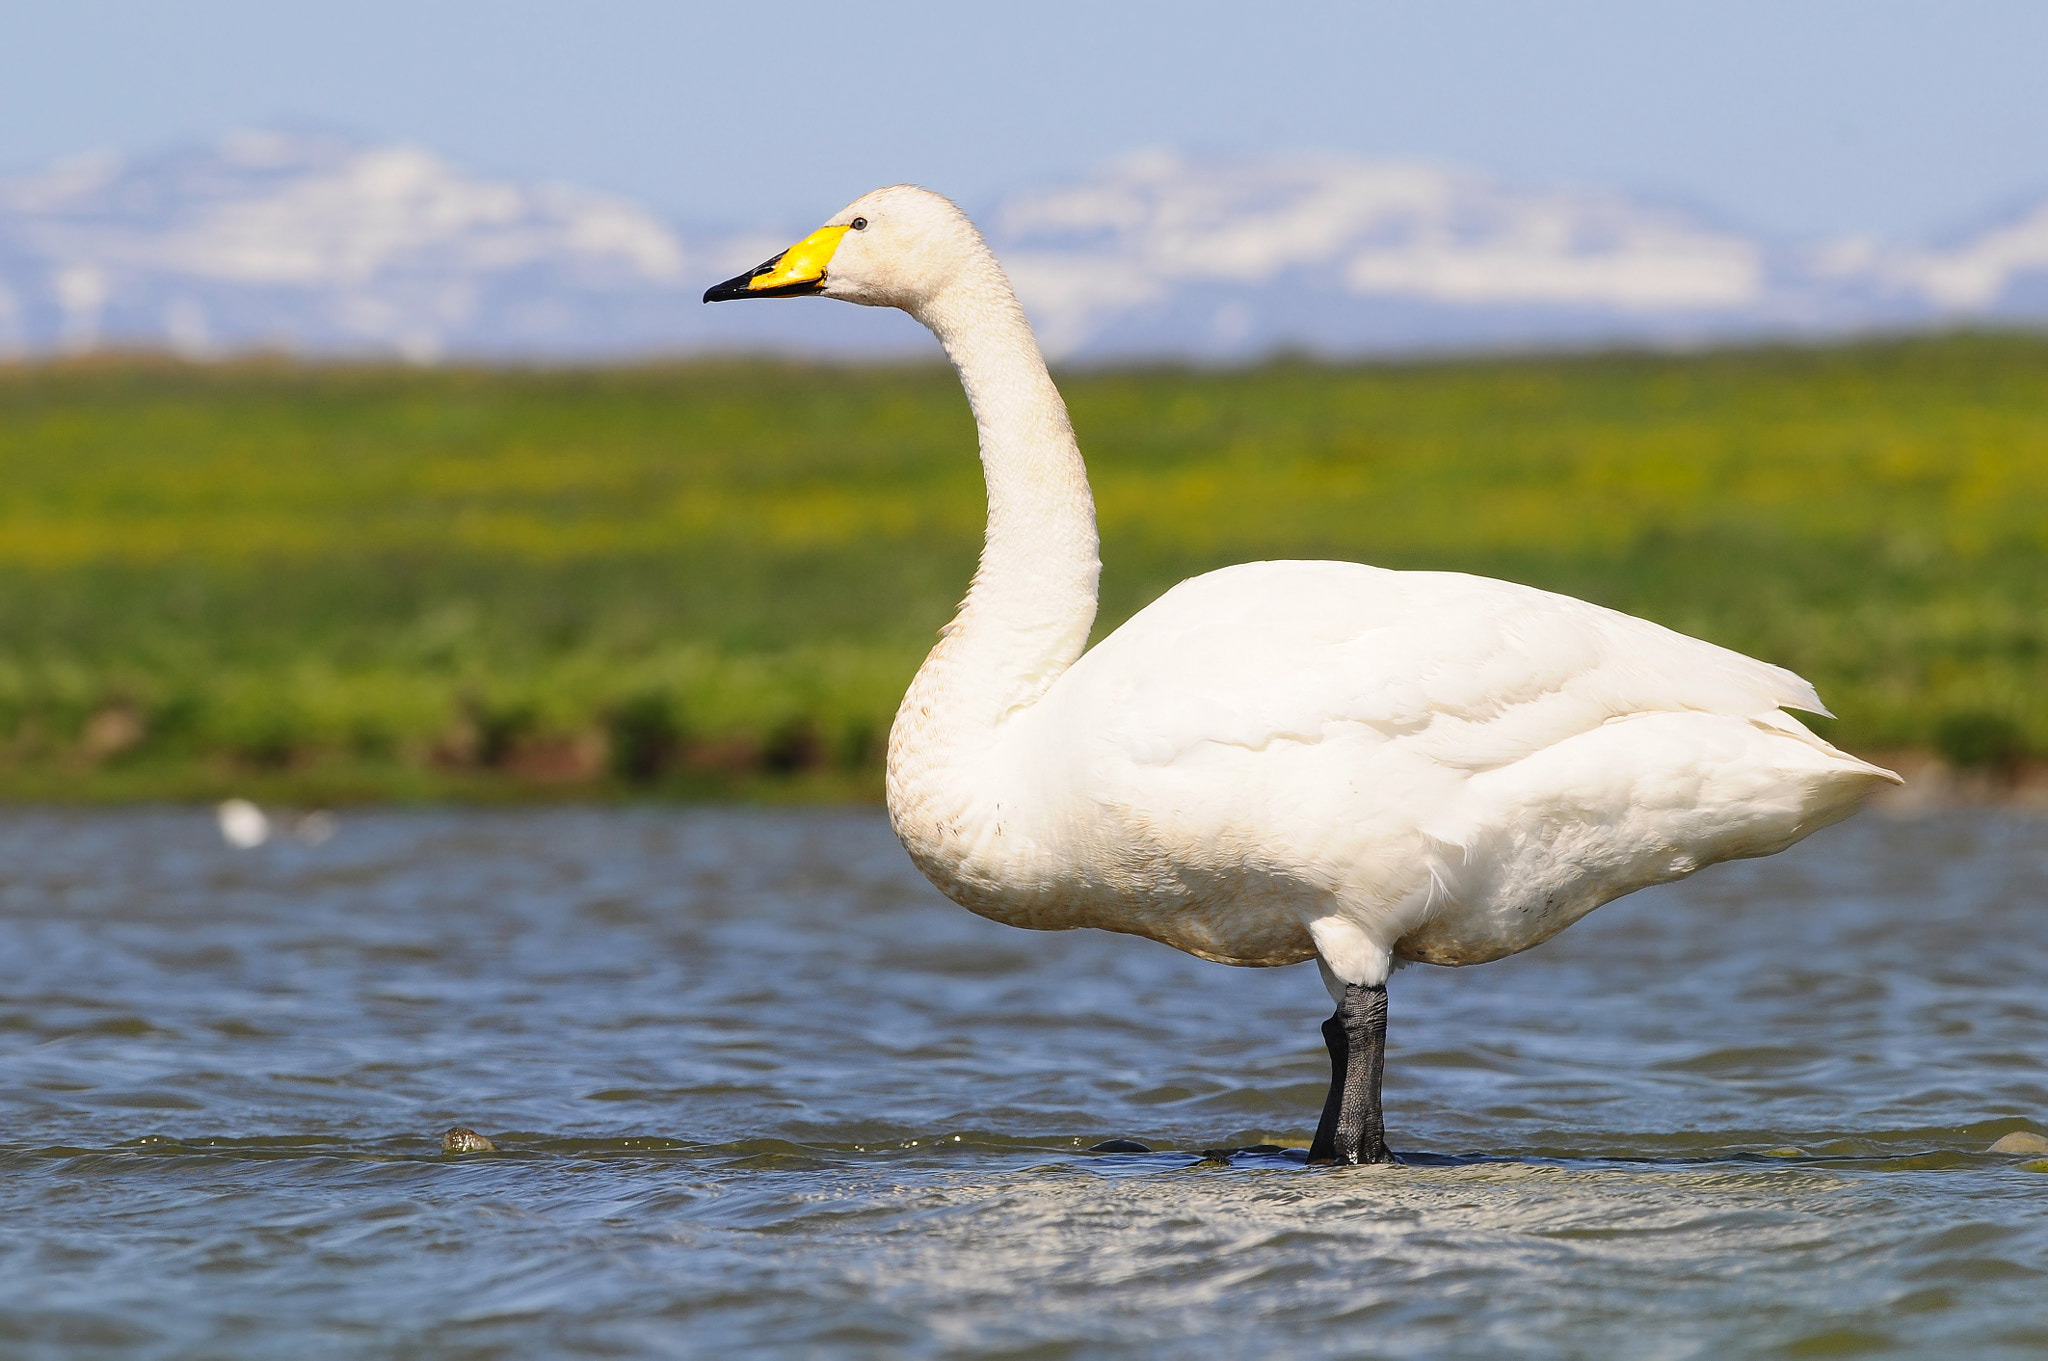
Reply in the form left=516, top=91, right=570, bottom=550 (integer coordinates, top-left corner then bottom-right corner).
left=0, top=807, right=2044, bottom=1357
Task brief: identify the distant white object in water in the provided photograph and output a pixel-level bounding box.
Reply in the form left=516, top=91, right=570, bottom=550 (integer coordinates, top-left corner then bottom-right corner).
left=293, top=810, right=338, bottom=846
left=705, top=186, right=1902, bottom=1165
left=216, top=798, right=271, bottom=849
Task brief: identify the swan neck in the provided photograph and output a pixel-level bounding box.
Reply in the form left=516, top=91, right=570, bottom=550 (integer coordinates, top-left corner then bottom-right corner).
left=908, top=258, right=1101, bottom=727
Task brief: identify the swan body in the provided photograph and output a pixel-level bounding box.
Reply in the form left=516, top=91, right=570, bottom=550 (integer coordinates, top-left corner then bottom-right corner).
left=707, top=185, right=1900, bottom=1161
left=896, top=558, right=1891, bottom=983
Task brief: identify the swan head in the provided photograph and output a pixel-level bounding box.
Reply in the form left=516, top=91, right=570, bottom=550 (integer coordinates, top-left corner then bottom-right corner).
left=702, top=185, right=985, bottom=316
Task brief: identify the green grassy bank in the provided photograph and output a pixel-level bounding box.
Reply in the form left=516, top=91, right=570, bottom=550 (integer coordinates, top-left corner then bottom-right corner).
left=2, top=334, right=2044, bottom=802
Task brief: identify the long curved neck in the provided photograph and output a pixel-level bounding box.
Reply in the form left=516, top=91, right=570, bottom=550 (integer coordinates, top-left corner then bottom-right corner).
left=899, top=253, right=1101, bottom=751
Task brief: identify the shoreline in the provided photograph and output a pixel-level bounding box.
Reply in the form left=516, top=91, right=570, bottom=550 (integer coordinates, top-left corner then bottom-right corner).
left=0, top=748, right=2041, bottom=811
left=1865, top=750, right=2048, bottom=814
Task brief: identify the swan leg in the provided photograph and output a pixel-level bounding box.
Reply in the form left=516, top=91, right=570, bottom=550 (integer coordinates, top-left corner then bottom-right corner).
left=1307, top=982, right=1392, bottom=1165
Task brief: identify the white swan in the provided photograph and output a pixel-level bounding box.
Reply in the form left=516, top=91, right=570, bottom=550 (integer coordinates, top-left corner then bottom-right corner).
left=706, top=186, right=1901, bottom=1163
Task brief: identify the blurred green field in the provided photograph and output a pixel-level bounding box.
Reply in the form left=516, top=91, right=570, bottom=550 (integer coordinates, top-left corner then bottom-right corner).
left=2, top=334, right=2044, bottom=801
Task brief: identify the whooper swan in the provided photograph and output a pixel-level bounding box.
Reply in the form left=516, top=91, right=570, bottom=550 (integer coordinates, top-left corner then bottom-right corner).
left=705, top=186, right=1900, bottom=1164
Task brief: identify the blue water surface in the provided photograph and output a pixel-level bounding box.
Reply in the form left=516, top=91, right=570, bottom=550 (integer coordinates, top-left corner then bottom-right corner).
left=1, top=806, right=2044, bottom=1358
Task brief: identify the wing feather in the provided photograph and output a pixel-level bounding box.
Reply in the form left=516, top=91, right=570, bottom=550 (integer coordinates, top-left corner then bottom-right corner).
left=1056, top=561, right=1822, bottom=774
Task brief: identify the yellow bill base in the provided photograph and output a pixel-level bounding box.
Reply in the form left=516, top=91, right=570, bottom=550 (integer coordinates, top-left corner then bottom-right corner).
left=751, top=224, right=851, bottom=291
left=704, top=223, right=851, bottom=303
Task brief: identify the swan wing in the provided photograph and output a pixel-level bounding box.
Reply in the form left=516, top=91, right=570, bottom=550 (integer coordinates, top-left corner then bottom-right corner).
left=1055, top=560, right=1825, bottom=774
left=1008, top=560, right=1889, bottom=971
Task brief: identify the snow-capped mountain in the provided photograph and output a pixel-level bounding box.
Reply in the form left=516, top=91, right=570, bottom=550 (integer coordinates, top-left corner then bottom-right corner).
left=0, top=131, right=706, bottom=360
left=1814, top=201, right=2048, bottom=315
left=0, top=132, right=2043, bottom=363
left=996, top=151, right=1776, bottom=357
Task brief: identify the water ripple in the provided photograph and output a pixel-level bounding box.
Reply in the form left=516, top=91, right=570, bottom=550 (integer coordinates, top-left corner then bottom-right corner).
left=0, top=806, right=2045, bottom=1357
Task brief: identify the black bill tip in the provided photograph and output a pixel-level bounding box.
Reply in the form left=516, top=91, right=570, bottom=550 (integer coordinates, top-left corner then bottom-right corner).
left=703, top=268, right=762, bottom=303
left=703, top=253, right=825, bottom=303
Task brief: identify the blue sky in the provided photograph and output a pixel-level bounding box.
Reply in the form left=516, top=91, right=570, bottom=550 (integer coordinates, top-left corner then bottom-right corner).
left=3, top=0, right=2045, bottom=239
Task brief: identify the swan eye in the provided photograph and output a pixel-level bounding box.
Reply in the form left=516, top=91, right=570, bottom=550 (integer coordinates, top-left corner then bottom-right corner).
left=850, top=217, right=868, bottom=231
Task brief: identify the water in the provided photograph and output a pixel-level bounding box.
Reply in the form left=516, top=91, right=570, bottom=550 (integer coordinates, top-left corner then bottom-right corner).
left=1, top=807, right=2044, bottom=1359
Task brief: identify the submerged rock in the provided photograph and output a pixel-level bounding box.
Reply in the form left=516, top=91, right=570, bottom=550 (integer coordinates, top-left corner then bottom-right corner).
left=442, top=1127, right=497, bottom=1154
left=1089, top=1138, right=1151, bottom=1154
left=1987, top=1131, right=2048, bottom=1155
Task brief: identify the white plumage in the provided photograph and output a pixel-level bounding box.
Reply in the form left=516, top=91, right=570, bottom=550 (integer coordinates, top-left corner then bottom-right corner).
left=707, top=185, right=1899, bottom=1159
left=896, top=556, right=1894, bottom=988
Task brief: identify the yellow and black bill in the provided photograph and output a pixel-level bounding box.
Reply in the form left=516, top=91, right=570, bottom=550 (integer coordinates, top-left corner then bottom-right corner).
left=703, top=224, right=850, bottom=302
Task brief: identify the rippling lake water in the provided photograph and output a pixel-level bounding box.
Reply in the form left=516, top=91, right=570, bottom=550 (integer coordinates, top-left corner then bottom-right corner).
left=1, top=806, right=2044, bottom=1358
